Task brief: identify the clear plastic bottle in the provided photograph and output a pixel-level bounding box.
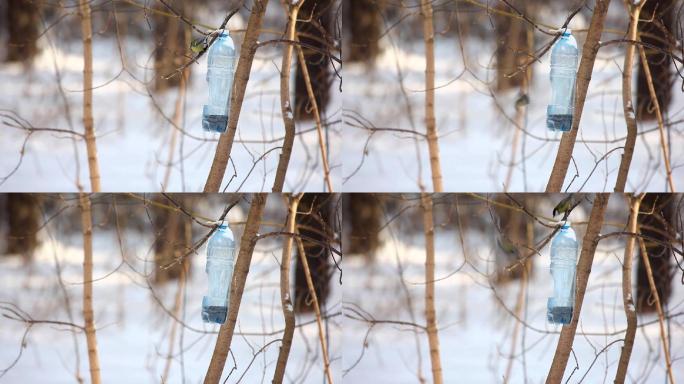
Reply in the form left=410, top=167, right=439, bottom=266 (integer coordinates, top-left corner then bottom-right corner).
left=547, top=221, right=578, bottom=325
left=547, top=29, right=578, bottom=132
left=202, top=31, right=236, bottom=133
left=202, top=223, right=236, bottom=324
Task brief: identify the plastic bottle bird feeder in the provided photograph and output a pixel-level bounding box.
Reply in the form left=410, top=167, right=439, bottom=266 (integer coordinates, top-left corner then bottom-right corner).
left=202, top=223, right=236, bottom=324
left=547, top=221, right=578, bottom=325
left=202, top=31, right=236, bottom=133
left=547, top=29, right=578, bottom=132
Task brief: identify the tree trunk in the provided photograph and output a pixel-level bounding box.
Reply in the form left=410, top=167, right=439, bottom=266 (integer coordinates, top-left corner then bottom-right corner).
left=493, top=195, right=533, bottom=282
left=421, top=0, right=443, bottom=192
left=344, top=193, right=382, bottom=257
left=79, top=0, right=101, bottom=192
left=546, top=194, right=610, bottom=383
left=494, top=1, right=532, bottom=91
left=204, top=0, right=270, bottom=192
left=614, top=194, right=642, bottom=384
left=346, top=0, right=382, bottom=63
left=636, top=0, right=675, bottom=121
left=294, top=193, right=334, bottom=313
left=5, top=193, right=40, bottom=260
left=272, top=194, right=301, bottom=384
left=421, top=193, right=443, bottom=384
left=636, top=193, right=674, bottom=313
left=545, top=0, right=612, bottom=192
left=204, top=194, right=267, bottom=384
left=153, top=195, right=193, bottom=284
left=294, top=0, right=333, bottom=120
left=5, top=0, right=40, bottom=63
left=153, top=0, right=191, bottom=91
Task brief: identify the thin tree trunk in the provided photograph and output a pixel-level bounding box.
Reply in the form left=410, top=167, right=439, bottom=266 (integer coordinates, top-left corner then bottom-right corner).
left=295, top=235, right=335, bottom=384
left=204, top=194, right=267, bottom=383
left=204, top=0, right=270, bottom=192
left=546, top=194, right=610, bottom=383
left=637, top=43, right=675, bottom=191
left=161, top=219, right=192, bottom=383
left=272, top=3, right=302, bottom=193
left=421, top=193, right=443, bottom=384
left=79, top=193, right=101, bottom=384
left=153, top=0, right=190, bottom=91
left=614, top=2, right=644, bottom=192
left=78, top=0, right=101, bottom=192
left=545, top=0, right=612, bottom=192
left=295, top=38, right=334, bottom=192
left=344, top=193, right=382, bottom=257
left=637, top=236, right=676, bottom=384
left=272, top=194, right=302, bottom=384
left=614, top=194, right=642, bottom=383
left=162, top=66, right=190, bottom=190
left=420, top=0, right=443, bottom=192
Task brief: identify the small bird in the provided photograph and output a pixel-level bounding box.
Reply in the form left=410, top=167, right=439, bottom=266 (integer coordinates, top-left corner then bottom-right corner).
left=190, top=36, right=209, bottom=54
left=515, top=93, right=530, bottom=108
left=497, top=236, right=518, bottom=256
left=552, top=195, right=579, bottom=219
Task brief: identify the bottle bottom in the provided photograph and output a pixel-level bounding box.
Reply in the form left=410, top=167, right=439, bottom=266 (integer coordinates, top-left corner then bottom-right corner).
left=202, top=305, right=228, bottom=324
left=203, top=114, right=228, bottom=133
left=547, top=114, right=573, bottom=132
left=547, top=306, right=573, bottom=324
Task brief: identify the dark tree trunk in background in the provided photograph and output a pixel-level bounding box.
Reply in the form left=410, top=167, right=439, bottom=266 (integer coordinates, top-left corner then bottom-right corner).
left=636, top=0, right=675, bottom=121
left=5, top=0, right=40, bottom=63
left=493, top=195, right=533, bottom=282
left=636, top=193, right=675, bottom=313
left=344, top=193, right=382, bottom=257
left=494, top=1, right=533, bottom=91
left=294, top=193, right=335, bottom=313
left=345, top=0, right=382, bottom=63
left=153, top=0, right=191, bottom=91
left=295, top=0, right=334, bottom=120
left=5, top=194, right=40, bottom=260
left=153, top=195, right=193, bottom=284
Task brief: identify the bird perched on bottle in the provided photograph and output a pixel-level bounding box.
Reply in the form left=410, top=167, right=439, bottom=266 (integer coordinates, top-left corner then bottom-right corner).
left=552, top=195, right=581, bottom=220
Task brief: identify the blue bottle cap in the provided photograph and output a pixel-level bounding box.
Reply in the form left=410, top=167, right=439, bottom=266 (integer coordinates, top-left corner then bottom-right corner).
left=561, top=28, right=572, bottom=36
left=561, top=221, right=571, bottom=229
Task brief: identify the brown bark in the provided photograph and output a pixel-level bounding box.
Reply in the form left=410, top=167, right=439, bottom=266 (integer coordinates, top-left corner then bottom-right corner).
left=545, top=0, right=612, bottom=192
left=344, top=193, right=382, bottom=257
left=294, top=193, right=333, bottom=313
left=614, top=194, right=642, bottom=384
left=421, top=0, right=443, bottom=192
left=636, top=0, right=675, bottom=120
left=494, top=1, right=532, bottom=91
left=79, top=193, right=101, bottom=384
left=421, top=193, right=443, bottom=384
left=5, top=193, right=40, bottom=260
left=636, top=193, right=674, bottom=313
left=153, top=195, right=193, bottom=284
left=204, top=0, right=270, bottom=192
left=272, top=194, right=301, bottom=384
left=79, top=0, right=101, bottom=192
left=204, top=194, right=267, bottom=384
left=546, top=194, right=610, bottom=383
left=153, top=0, right=191, bottom=91
left=614, top=2, right=645, bottom=193
left=294, top=0, right=333, bottom=120
left=5, top=0, right=40, bottom=63
left=272, top=4, right=302, bottom=193
left=346, top=0, right=382, bottom=63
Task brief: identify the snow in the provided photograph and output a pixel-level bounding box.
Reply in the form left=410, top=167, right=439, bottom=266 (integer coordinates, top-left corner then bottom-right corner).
left=342, top=36, right=684, bottom=192
left=0, top=210, right=341, bottom=383
left=0, top=34, right=340, bottom=192
left=342, top=223, right=683, bottom=382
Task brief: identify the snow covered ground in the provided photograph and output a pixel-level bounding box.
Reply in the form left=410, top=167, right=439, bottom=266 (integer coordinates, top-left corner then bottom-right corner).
left=342, top=28, right=684, bottom=192
left=0, top=203, right=341, bottom=383
left=342, top=204, right=684, bottom=382
left=0, top=29, right=341, bottom=192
